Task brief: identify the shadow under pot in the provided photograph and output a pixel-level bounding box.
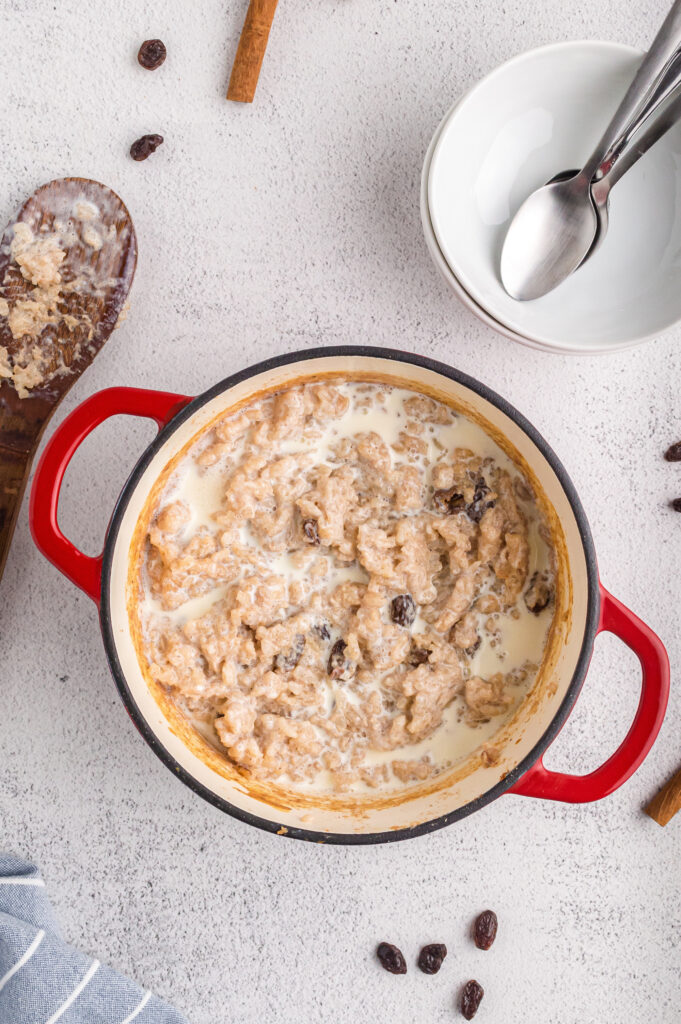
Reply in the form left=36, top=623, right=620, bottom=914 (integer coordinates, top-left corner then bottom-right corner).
left=29, top=346, right=669, bottom=843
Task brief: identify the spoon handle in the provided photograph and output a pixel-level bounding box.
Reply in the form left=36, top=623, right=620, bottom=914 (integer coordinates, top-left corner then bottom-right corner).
left=591, top=65, right=681, bottom=208
left=0, top=412, right=42, bottom=587
left=605, top=81, right=681, bottom=191
left=583, top=0, right=681, bottom=182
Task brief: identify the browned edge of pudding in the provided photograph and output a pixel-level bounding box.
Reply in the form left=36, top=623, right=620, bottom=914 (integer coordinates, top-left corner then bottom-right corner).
left=126, top=369, right=571, bottom=818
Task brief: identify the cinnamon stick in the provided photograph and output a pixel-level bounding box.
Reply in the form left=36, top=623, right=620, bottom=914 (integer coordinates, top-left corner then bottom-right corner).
left=227, top=0, right=280, bottom=103
left=644, top=765, right=681, bottom=826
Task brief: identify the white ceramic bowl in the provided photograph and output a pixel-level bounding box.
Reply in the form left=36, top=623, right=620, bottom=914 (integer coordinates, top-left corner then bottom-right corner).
left=426, top=41, right=681, bottom=353
left=420, top=93, right=542, bottom=348
left=421, top=101, right=583, bottom=353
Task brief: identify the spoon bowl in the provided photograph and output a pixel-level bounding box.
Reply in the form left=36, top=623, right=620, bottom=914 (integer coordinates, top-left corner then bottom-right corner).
left=500, top=173, right=598, bottom=299
left=533, top=168, right=612, bottom=268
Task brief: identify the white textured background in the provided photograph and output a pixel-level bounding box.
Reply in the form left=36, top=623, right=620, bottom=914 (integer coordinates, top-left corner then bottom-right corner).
left=1, top=0, right=680, bottom=1021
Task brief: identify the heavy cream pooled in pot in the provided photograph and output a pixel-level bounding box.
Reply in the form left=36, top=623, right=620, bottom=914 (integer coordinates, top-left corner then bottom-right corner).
left=134, top=381, right=556, bottom=795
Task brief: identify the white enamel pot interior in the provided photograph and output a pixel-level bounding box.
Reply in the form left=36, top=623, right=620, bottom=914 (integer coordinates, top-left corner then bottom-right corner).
left=30, top=347, right=670, bottom=843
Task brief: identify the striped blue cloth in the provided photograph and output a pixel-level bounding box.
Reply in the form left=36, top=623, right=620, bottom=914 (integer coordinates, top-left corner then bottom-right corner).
left=0, top=853, right=188, bottom=1023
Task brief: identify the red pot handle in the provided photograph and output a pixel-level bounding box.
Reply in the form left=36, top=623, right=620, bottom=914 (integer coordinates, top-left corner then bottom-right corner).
left=29, top=386, right=192, bottom=604
left=508, top=584, right=669, bottom=802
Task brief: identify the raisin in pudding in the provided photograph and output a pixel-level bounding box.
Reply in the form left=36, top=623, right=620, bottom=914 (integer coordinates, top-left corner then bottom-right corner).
left=132, top=381, right=556, bottom=795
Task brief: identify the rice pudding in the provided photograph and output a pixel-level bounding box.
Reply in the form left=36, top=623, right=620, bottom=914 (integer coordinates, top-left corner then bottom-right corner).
left=131, top=380, right=556, bottom=795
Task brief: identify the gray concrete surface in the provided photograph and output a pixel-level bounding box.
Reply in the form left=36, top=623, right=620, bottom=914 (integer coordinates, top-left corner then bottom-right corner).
left=1, top=0, right=680, bottom=1021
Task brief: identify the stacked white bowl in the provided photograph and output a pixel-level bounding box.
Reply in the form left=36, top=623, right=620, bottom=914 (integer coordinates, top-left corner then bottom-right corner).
left=421, top=41, right=681, bottom=354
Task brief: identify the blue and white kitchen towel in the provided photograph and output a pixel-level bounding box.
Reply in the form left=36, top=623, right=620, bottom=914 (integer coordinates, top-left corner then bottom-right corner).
left=0, top=853, right=188, bottom=1023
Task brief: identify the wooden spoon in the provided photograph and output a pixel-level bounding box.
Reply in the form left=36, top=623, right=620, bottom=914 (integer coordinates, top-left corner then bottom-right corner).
left=0, top=177, right=137, bottom=584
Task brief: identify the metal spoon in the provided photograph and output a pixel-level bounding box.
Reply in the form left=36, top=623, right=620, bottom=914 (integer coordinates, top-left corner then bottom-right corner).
left=501, top=0, right=681, bottom=301
left=0, top=177, right=137, bottom=586
left=549, top=77, right=681, bottom=268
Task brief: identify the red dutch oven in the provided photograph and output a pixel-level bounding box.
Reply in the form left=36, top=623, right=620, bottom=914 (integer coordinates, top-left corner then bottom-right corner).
left=29, top=348, right=670, bottom=843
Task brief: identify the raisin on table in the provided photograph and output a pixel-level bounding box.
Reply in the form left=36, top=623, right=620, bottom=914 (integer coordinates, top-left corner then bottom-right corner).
left=665, top=441, right=681, bottom=462
left=671, top=498, right=681, bottom=513
left=473, top=910, right=498, bottom=950
left=130, top=134, right=164, bottom=161
left=417, top=943, right=447, bottom=974
left=376, top=942, right=407, bottom=975
left=460, top=980, right=484, bottom=1019
left=138, top=38, right=167, bottom=69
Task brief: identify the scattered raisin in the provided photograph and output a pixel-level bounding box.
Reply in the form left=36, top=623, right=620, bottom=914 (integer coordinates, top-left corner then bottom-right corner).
left=130, top=134, right=164, bottom=161
left=464, top=637, right=481, bottom=657
left=273, top=634, right=305, bottom=673
left=302, top=518, right=320, bottom=545
left=417, top=943, right=447, bottom=974
left=473, top=910, right=498, bottom=950
left=376, top=942, right=407, bottom=975
left=524, top=572, right=553, bottom=614
left=460, top=980, right=484, bottom=1019
left=390, top=594, right=416, bottom=627
left=467, top=478, right=495, bottom=524
left=433, top=487, right=466, bottom=514
left=137, top=38, right=167, bottom=69
left=671, top=498, right=681, bottom=512
left=313, top=622, right=331, bottom=641
left=327, top=639, right=354, bottom=681
left=409, top=646, right=430, bottom=666
left=665, top=441, right=681, bottom=462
